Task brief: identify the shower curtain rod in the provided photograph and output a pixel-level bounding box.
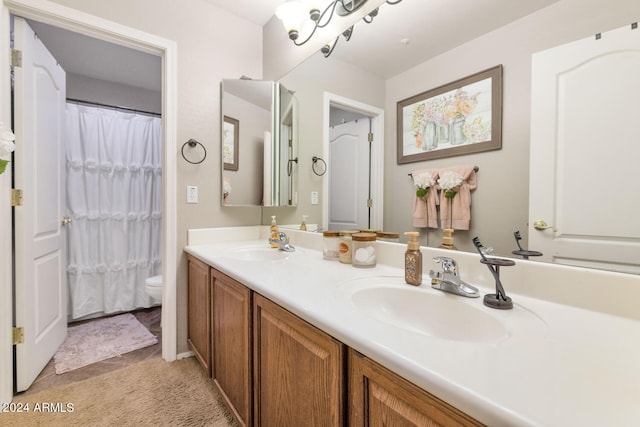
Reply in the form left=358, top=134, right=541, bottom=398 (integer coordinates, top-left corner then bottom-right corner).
left=66, top=98, right=161, bottom=118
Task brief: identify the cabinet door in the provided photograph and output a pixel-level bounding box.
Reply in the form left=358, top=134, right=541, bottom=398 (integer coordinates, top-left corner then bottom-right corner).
left=254, top=294, right=345, bottom=427
left=349, top=349, right=483, bottom=427
left=187, top=255, right=211, bottom=376
left=212, top=269, right=252, bottom=427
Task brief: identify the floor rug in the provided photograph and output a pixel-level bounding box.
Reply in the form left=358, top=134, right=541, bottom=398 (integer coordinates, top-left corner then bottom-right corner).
left=53, top=313, right=158, bottom=374
left=8, top=357, right=238, bottom=427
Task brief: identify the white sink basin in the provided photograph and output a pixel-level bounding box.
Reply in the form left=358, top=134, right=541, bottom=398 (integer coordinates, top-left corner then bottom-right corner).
left=337, top=277, right=546, bottom=343
left=225, top=245, right=291, bottom=262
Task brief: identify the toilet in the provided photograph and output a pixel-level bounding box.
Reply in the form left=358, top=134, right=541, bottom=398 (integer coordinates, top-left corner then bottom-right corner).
left=145, top=275, right=163, bottom=304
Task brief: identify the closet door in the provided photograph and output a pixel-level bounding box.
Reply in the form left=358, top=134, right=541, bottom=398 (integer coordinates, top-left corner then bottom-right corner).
left=529, top=24, right=640, bottom=274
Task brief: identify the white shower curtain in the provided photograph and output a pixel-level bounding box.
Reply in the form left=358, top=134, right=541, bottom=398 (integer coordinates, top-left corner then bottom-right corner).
left=65, top=103, right=162, bottom=319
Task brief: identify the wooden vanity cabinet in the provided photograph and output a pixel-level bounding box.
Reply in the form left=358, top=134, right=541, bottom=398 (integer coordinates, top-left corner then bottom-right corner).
left=188, top=258, right=483, bottom=426
left=348, top=349, right=484, bottom=427
left=186, top=255, right=211, bottom=376
left=253, top=294, right=346, bottom=427
left=211, top=269, right=253, bottom=427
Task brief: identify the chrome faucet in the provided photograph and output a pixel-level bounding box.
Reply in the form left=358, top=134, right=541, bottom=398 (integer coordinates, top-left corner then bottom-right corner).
left=269, top=231, right=295, bottom=252
left=428, top=257, right=480, bottom=298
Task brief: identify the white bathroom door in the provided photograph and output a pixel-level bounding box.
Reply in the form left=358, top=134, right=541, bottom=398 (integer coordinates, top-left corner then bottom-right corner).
left=13, top=17, right=68, bottom=391
left=529, top=24, right=640, bottom=274
left=329, top=119, right=370, bottom=230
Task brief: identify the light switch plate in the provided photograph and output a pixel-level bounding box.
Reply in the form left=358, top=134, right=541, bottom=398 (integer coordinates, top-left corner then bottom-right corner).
left=311, top=191, right=319, bottom=205
left=186, top=186, right=198, bottom=203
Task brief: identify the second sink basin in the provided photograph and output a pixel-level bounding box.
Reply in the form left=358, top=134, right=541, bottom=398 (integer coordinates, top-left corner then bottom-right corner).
left=337, top=276, right=546, bottom=344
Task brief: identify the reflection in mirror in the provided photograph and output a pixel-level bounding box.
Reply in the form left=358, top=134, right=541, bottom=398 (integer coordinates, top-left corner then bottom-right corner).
left=223, top=115, right=239, bottom=171
left=273, top=1, right=637, bottom=274
left=270, top=83, right=298, bottom=206
left=221, top=79, right=298, bottom=207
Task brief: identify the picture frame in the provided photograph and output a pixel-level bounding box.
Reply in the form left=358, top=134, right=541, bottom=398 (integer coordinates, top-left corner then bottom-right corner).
left=397, top=65, right=503, bottom=164
left=223, top=115, right=239, bottom=171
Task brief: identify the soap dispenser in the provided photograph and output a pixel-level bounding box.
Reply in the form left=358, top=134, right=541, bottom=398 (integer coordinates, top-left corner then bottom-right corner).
left=404, top=232, right=422, bottom=286
left=270, top=216, right=279, bottom=248
left=300, top=215, right=308, bottom=231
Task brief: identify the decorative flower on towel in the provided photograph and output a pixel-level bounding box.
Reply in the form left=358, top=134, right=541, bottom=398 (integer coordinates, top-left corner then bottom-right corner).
left=438, top=171, right=463, bottom=230
left=0, top=122, right=16, bottom=175
left=438, top=171, right=463, bottom=199
left=413, top=172, right=435, bottom=198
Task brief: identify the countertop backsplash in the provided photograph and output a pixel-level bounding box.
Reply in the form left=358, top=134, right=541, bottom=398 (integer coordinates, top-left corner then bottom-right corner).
left=187, top=226, right=640, bottom=321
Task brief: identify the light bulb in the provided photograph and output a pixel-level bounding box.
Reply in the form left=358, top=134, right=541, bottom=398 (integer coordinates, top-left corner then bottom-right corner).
left=275, top=1, right=307, bottom=37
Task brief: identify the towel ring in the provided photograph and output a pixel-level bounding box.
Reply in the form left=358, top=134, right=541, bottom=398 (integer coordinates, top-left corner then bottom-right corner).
left=181, top=139, right=206, bottom=165
left=312, top=156, right=327, bottom=176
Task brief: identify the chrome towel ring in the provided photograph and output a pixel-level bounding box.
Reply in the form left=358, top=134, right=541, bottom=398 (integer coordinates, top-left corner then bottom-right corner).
left=181, top=139, right=207, bottom=165
left=312, top=156, right=327, bottom=176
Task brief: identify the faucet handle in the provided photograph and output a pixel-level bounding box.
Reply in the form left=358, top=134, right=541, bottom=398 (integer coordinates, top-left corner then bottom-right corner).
left=432, top=256, right=458, bottom=274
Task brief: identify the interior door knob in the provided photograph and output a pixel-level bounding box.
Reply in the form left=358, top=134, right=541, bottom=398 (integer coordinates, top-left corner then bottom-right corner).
left=533, top=220, right=557, bottom=232
left=61, top=217, right=72, bottom=226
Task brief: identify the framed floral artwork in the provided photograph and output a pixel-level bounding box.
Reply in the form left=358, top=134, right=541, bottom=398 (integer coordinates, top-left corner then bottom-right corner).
left=223, top=115, right=239, bottom=171
left=397, top=65, right=502, bottom=164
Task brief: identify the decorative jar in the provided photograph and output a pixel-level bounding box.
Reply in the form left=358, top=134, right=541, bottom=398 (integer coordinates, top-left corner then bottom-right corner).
left=323, top=230, right=340, bottom=260
left=351, top=232, right=377, bottom=268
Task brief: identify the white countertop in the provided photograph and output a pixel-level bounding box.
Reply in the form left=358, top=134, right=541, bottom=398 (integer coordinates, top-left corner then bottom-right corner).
left=185, top=226, right=640, bottom=426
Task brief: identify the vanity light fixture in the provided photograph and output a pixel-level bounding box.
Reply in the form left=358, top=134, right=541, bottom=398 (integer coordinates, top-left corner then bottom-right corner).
left=276, top=0, right=403, bottom=57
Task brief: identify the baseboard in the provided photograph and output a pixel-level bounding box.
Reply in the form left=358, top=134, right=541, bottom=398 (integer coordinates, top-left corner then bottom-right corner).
left=177, top=351, right=194, bottom=360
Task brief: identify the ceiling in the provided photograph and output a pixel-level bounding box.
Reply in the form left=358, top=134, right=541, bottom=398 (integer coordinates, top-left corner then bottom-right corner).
left=206, top=0, right=560, bottom=79
left=201, top=0, right=283, bottom=26
left=24, top=0, right=560, bottom=90
left=326, top=0, right=560, bottom=78
left=27, top=19, right=162, bottom=92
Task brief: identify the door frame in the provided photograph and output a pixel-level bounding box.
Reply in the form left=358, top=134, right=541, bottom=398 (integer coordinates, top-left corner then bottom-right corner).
left=322, top=92, right=384, bottom=231
left=0, top=0, right=178, bottom=403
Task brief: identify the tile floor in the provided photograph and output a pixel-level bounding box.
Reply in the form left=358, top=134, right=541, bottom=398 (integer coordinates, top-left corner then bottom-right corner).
left=18, top=306, right=162, bottom=397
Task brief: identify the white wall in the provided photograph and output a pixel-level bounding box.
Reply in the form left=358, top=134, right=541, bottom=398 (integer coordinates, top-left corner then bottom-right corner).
left=384, top=0, right=639, bottom=256
left=50, top=0, right=264, bottom=353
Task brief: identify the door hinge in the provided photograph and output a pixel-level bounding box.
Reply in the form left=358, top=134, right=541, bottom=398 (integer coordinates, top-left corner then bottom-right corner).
left=368, top=132, right=373, bottom=143
left=13, top=327, right=24, bottom=345
left=11, top=49, right=22, bottom=67
left=367, top=198, right=373, bottom=208
left=11, top=189, right=23, bottom=206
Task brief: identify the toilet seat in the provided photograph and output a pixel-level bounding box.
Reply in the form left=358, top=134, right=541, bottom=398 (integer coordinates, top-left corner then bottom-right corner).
left=145, top=274, right=163, bottom=303
left=146, top=275, right=163, bottom=288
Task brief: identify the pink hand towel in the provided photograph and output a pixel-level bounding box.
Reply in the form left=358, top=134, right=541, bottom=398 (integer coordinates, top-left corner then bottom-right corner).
left=411, top=169, right=439, bottom=229
left=438, top=165, right=477, bottom=230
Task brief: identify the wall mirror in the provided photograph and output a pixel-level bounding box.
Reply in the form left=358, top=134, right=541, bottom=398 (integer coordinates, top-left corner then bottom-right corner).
left=221, top=79, right=298, bottom=207
left=274, top=1, right=638, bottom=274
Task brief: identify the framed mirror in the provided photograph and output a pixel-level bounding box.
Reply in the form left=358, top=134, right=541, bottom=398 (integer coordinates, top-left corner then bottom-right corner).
left=221, top=79, right=298, bottom=207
